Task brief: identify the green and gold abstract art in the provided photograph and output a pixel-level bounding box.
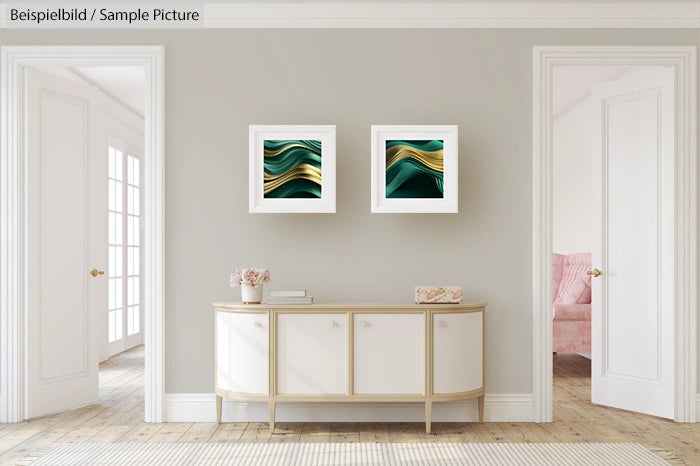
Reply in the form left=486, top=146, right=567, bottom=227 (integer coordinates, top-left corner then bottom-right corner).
left=385, top=140, right=444, bottom=198
left=264, top=140, right=322, bottom=198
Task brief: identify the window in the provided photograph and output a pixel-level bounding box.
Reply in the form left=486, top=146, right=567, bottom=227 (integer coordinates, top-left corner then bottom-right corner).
left=108, top=144, right=142, bottom=344
left=126, top=154, right=141, bottom=336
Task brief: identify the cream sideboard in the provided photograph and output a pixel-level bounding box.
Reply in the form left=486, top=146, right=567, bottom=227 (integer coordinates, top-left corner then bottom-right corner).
left=213, top=302, right=486, bottom=433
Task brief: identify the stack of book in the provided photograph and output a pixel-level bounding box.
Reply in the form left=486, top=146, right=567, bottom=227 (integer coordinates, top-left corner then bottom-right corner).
left=263, top=290, right=314, bottom=305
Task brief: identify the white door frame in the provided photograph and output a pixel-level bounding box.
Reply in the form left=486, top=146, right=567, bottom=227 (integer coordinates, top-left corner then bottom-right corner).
left=0, top=46, right=165, bottom=423
left=532, top=46, right=697, bottom=422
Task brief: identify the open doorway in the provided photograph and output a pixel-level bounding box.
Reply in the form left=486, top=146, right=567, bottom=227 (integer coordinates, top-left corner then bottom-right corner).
left=552, top=63, right=677, bottom=419
left=24, top=65, right=145, bottom=419
left=0, top=46, right=164, bottom=424
left=532, top=46, right=697, bottom=423
left=551, top=65, right=632, bottom=416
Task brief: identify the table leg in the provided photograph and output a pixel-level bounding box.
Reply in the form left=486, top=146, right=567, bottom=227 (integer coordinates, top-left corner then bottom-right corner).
left=425, top=400, right=432, bottom=434
left=269, top=401, right=276, bottom=432
left=216, top=395, right=222, bottom=424
left=478, top=395, right=484, bottom=422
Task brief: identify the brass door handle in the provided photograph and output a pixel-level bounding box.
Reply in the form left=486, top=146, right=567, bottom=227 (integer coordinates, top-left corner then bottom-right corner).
left=90, top=268, right=105, bottom=277
left=587, top=268, right=602, bottom=277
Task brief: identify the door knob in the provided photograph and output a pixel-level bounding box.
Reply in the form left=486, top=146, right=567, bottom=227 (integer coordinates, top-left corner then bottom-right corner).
left=587, top=268, right=602, bottom=277
left=90, top=268, right=104, bottom=277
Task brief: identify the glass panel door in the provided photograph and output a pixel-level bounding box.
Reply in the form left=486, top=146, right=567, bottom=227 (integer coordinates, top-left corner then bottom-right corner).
left=107, top=141, right=143, bottom=355
left=126, top=154, right=141, bottom=337
left=108, top=147, right=124, bottom=344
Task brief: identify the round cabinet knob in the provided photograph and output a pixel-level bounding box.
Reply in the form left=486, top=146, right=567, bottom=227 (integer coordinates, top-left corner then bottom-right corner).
left=252, top=321, right=261, bottom=327
left=361, top=321, right=369, bottom=328
left=330, top=321, right=338, bottom=328
left=440, top=321, right=448, bottom=328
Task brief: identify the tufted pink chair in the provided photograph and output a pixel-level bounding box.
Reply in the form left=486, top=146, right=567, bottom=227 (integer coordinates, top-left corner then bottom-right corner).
left=552, top=253, right=591, bottom=353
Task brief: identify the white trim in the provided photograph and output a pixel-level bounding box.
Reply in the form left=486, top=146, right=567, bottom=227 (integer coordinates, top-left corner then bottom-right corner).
left=165, top=393, right=533, bottom=423
left=697, top=394, right=700, bottom=421
left=1, top=1, right=698, bottom=29
left=0, top=46, right=165, bottom=423
left=532, top=46, right=697, bottom=423
left=201, top=2, right=700, bottom=29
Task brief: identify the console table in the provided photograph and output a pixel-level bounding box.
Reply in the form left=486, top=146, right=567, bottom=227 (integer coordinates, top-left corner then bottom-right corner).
left=213, top=302, right=486, bottom=433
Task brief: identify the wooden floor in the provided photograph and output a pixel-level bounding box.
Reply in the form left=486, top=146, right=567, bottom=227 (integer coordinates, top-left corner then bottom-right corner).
left=0, top=348, right=698, bottom=465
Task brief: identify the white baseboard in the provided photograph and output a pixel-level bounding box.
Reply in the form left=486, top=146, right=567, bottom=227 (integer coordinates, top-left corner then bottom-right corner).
left=696, top=394, right=700, bottom=422
left=165, top=393, right=533, bottom=423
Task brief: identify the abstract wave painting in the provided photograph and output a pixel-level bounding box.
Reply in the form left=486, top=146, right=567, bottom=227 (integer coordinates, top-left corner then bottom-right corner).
left=264, top=140, right=322, bottom=198
left=385, top=140, right=444, bottom=198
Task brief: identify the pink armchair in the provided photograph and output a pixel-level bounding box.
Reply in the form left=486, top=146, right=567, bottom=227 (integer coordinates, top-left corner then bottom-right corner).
left=552, top=253, right=591, bottom=353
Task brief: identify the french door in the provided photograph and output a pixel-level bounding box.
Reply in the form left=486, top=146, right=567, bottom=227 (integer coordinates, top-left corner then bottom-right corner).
left=106, top=139, right=144, bottom=358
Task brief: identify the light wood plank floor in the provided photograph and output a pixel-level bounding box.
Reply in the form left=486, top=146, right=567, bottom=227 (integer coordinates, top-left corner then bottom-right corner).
left=0, top=348, right=697, bottom=464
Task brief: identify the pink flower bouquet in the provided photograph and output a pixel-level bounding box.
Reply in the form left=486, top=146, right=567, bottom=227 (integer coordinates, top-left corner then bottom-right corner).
left=229, top=267, right=271, bottom=288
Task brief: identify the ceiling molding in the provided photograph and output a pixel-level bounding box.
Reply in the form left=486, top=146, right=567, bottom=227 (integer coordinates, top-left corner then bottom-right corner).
left=202, top=2, right=700, bottom=29
left=1, top=2, right=698, bottom=29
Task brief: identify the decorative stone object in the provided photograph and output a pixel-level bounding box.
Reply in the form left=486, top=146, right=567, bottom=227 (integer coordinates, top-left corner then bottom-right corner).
left=415, top=286, right=463, bottom=304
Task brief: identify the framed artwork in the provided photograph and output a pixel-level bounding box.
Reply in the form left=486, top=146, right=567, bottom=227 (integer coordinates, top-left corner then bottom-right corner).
left=371, top=125, right=458, bottom=213
left=249, top=125, right=336, bottom=213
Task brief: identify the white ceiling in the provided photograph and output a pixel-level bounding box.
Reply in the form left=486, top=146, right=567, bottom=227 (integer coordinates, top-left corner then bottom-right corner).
left=552, top=65, right=631, bottom=118
left=72, top=66, right=145, bottom=117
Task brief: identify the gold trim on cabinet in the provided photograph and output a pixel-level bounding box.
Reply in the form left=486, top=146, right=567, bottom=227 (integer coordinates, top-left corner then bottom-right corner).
left=214, top=303, right=487, bottom=432
left=215, top=311, right=220, bottom=423
left=214, top=302, right=487, bottom=311
left=348, top=311, right=354, bottom=397
left=425, top=309, right=432, bottom=432
left=270, top=310, right=276, bottom=403
left=215, top=387, right=269, bottom=401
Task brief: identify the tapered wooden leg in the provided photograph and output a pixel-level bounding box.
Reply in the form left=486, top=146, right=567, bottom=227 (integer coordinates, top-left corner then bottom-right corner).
left=269, top=401, right=276, bottom=432
left=477, top=395, right=485, bottom=422
left=216, top=395, right=222, bottom=424
left=425, top=400, right=432, bottom=434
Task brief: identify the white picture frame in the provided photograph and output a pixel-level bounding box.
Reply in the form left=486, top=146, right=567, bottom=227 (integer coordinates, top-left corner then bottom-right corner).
left=249, top=125, right=336, bottom=213
left=371, top=125, right=458, bottom=213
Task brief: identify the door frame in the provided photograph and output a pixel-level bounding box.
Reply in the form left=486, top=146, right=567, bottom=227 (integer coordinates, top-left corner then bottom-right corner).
left=532, top=46, right=697, bottom=422
left=0, top=46, right=165, bottom=423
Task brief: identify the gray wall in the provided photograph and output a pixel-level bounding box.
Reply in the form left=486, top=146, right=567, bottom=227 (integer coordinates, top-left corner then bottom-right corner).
left=1, top=29, right=698, bottom=396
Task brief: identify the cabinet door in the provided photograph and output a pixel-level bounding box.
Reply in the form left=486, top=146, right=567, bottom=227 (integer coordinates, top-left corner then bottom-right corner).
left=216, top=311, right=268, bottom=394
left=433, top=311, right=483, bottom=394
left=354, top=313, right=424, bottom=394
left=277, top=313, right=347, bottom=394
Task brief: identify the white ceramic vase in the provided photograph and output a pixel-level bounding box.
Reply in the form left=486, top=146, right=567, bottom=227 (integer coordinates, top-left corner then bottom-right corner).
left=241, top=285, right=263, bottom=304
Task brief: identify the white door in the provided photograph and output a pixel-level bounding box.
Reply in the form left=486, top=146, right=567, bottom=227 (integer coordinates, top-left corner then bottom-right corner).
left=277, top=314, right=346, bottom=394
left=26, top=69, right=104, bottom=418
left=590, top=66, right=674, bottom=419
left=354, top=313, right=424, bottom=394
